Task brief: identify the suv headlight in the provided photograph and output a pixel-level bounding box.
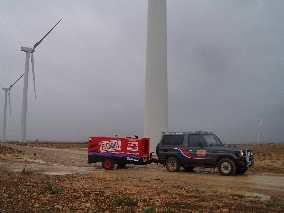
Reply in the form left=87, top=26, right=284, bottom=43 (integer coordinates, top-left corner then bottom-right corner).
left=236, top=150, right=244, bottom=157
left=247, top=150, right=253, bottom=156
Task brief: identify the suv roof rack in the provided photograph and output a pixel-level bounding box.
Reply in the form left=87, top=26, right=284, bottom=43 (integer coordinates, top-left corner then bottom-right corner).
left=162, top=131, right=214, bottom=135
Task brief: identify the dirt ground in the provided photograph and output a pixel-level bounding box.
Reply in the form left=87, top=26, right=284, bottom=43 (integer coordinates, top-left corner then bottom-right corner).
left=0, top=142, right=283, bottom=213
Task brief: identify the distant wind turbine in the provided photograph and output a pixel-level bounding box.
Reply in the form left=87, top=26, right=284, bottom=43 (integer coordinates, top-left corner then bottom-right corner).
left=1, top=74, right=24, bottom=142
left=20, top=19, right=62, bottom=143
left=257, top=119, right=263, bottom=145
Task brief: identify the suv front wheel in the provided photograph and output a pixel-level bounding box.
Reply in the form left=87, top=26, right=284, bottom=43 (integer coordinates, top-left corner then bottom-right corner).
left=218, top=158, right=236, bottom=176
left=166, top=157, right=181, bottom=172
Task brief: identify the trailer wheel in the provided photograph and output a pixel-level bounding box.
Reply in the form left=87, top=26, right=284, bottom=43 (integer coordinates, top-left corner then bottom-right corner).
left=102, top=158, right=115, bottom=170
left=166, top=157, right=180, bottom=172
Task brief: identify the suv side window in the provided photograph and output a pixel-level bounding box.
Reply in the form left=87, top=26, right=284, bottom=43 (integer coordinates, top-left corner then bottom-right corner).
left=188, top=135, right=205, bottom=147
left=162, top=135, right=184, bottom=145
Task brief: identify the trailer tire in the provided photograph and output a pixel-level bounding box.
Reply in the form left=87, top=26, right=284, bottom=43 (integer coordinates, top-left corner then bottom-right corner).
left=166, top=157, right=181, bottom=172
left=102, top=158, right=115, bottom=170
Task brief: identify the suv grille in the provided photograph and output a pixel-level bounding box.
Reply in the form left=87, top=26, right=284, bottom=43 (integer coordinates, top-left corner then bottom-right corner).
left=245, top=149, right=254, bottom=160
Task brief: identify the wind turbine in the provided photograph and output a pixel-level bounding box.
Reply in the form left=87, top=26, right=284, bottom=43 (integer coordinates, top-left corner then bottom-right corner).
left=257, top=119, right=263, bottom=145
left=144, top=0, right=168, bottom=152
left=1, top=74, right=24, bottom=142
left=20, top=19, right=62, bottom=143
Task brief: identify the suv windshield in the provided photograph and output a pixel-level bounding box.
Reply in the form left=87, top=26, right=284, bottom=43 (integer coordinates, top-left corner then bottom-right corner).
left=203, top=135, right=223, bottom=146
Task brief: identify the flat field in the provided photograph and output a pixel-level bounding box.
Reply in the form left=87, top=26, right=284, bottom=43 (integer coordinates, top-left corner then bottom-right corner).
left=0, top=142, right=283, bottom=213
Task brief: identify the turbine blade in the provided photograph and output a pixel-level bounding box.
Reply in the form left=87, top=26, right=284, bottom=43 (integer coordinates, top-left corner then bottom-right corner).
left=31, top=53, right=37, bottom=99
left=10, top=73, right=24, bottom=88
left=0, top=80, right=8, bottom=88
left=33, top=19, right=62, bottom=50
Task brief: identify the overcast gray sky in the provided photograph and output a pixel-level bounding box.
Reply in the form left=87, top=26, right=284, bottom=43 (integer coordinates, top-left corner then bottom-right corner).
left=0, top=0, right=283, bottom=144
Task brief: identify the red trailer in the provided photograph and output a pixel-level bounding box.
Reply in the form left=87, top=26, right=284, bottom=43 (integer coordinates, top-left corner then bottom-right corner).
left=88, top=136, right=151, bottom=170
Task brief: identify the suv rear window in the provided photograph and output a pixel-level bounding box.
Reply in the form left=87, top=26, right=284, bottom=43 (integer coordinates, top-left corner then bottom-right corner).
left=162, top=135, right=184, bottom=145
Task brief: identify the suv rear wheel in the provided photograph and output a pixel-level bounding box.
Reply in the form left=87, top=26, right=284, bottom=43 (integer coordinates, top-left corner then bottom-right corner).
left=218, top=158, right=236, bottom=176
left=166, top=157, right=181, bottom=172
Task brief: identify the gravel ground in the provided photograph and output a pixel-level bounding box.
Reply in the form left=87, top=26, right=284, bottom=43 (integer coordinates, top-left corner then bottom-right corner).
left=0, top=142, right=283, bottom=213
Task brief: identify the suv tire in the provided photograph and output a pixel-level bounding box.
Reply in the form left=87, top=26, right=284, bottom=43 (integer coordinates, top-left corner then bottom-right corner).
left=166, top=157, right=181, bottom=172
left=218, top=158, right=236, bottom=176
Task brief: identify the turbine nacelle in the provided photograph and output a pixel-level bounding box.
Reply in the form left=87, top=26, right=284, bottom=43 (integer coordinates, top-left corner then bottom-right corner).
left=257, top=120, right=263, bottom=128
left=21, top=47, right=34, bottom=53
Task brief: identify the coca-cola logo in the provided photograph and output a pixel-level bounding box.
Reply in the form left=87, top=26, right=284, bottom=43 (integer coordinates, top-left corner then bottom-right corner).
left=100, top=140, right=121, bottom=152
left=197, top=150, right=206, bottom=156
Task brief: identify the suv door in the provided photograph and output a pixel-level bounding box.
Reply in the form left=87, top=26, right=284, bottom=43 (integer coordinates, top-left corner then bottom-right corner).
left=187, top=134, right=210, bottom=164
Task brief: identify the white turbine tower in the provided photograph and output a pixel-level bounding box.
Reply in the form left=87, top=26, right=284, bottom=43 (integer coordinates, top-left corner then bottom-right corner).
left=144, top=0, right=168, bottom=152
left=257, top=119, right=263, bottom=145
left=1, top=74, right=24, bottom=142
left=20, top=19, right=62, bottom=143
left=1, top=83, right=10, bottom=143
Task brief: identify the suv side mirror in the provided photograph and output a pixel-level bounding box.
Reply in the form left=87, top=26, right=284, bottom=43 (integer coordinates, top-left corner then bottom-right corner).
left=198, top=142, right=203, bottom=148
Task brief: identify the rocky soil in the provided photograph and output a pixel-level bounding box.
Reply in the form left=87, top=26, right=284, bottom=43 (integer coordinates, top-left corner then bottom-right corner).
left=0, top=142, right=283, bottom=213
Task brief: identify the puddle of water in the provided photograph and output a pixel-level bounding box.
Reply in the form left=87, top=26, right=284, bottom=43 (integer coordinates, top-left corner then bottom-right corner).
left=217, top=188, right=270, bottom=201
left=42, top=167, right=107, bottom=176
left=0, top=162, right=32, bottom=173
left=26, top=158, right=46, bottom=164
left=42, top=166, right=94, bottom=175
left=14, top=168, right=24, bottom=172
left=43, top=171, right=73, bottom=175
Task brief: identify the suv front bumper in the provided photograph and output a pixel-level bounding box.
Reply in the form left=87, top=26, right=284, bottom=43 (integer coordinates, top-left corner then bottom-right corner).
left=236, top=156, right=254, bottom=167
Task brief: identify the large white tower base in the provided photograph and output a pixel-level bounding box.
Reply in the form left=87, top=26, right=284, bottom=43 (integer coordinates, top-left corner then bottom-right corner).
left=144, top=0, right=168, bottom=152
left=2, top=88, right=10, bottom=142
